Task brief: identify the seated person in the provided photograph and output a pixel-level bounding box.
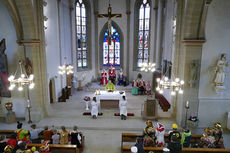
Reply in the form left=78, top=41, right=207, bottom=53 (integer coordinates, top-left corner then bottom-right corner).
left=199, top=127, right=216, bottom=148
left=117, top=68, right=124, bottom=86
left=105, top=80, right=116, bottom=91
left=108, top=66, right=116, bottom=84
left=0, top=135, right=7, bottom=153
left=146, top=80, right=151, bottom=95
left=69, top=126, right=82, bottom=148
left=212, top=123, right=224, bottom=148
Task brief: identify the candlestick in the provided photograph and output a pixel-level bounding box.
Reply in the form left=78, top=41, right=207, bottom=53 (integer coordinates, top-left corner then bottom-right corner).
left=27, top=99, right=31, bottom=108
left=186, top=101, right=189, bottom=109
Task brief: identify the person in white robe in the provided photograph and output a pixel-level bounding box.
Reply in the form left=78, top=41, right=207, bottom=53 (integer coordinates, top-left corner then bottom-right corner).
left=119, top=96, right=127, bottom=120
left=91, top=97, right=99, bottom=119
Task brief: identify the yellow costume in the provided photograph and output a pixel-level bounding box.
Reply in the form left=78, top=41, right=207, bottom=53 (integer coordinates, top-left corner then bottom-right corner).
left=105, top=82, right=116, bottom=91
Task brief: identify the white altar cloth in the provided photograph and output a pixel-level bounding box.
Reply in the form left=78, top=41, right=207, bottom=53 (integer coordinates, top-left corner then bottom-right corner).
left=95, top=91, right=125, bottom=107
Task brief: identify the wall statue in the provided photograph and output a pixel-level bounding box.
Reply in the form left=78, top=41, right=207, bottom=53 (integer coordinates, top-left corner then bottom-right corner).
left=189, top=60, right=199, bottom=88
left=214, top=53, right=229, bottom=93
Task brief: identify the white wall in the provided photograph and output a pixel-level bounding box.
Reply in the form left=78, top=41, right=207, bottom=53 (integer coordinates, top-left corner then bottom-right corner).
left=198, top=0, right=230, bottom=127
left=0, top=0, right=26, bottom=118
left=44, top=0, right=72, bottom=102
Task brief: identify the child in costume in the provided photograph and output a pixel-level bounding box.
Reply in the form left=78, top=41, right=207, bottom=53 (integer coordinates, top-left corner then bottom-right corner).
left=155, top=123, right=165, bottom=147
left=143, top=120, right=156, bottom=147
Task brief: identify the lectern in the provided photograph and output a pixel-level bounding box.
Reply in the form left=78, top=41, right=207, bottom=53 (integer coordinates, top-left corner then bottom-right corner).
left=141, top=96, right=158, bottom=120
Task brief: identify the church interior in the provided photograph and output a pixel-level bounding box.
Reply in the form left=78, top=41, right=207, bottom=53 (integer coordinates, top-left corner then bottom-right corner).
left=1, top=0, right=230, bottom=152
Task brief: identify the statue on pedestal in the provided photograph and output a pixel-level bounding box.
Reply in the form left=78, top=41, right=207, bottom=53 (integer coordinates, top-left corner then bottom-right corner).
left=214, top=54, right=229, bottom=93
left=5, top=102, right=16, bottom=123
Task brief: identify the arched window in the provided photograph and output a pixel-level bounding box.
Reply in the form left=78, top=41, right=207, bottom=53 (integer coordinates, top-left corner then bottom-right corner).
left=137, top=0, right=150, bottom=67
left=76, top=0, right=87, bottom=68
left=103, top=25, right=120, bottom=66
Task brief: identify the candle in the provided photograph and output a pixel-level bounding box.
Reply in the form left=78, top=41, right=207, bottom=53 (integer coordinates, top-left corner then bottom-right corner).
left=186, top=101, right=189, bottom=108
left=27, top=99, right=31, bottom=108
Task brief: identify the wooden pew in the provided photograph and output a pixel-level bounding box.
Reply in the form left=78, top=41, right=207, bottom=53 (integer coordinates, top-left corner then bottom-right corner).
left=0, top=130, right=85, bottom=153
left=121, top=133, right=230, bottom=153
left=122, top=146, right=230, bottom=153
left=27, top=144, right=80, bottom=153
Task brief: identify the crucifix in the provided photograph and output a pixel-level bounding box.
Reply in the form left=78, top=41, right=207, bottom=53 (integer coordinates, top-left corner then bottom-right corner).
left=98, top=0, right=122, bottom=45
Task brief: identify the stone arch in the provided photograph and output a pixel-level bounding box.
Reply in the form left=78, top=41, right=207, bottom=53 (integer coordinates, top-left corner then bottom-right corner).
left=99, top=20, right=124, bottom=70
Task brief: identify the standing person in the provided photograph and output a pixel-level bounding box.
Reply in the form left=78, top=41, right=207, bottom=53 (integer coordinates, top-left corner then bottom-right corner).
left=105, top=80, right=116, bottom=91
left=132, top=80, right=139, bottom=95
left=143, top=120, right=156, bottom=147
left=0, top=135, right=7, bottom=153
left=118, top=68, right=124, bottom=85
left=51, top=129, right=60, bottom=144
left=100, top=69, right=108, bottom=85
left=146, top=80, right=151, bottom=96
left=91, top=97, right=99, bottom=119
left=69, top=126, right=82, bottom=148
left=30, top=124, right=43, bottom=143
left=138, top=79, right=146, bottom=95
left=181, top=128, right=191, bottom=147
left=108, top=65, right=116, bottom=84
left=119, top=96, right=127, bottom=120
left=59, top=126, right=69, bottom=145
left=155, top=123, right=165, bottom=147
left=15, top=121, right=29, bottom=142
left=42, top=126, right=53, bottom=142
left=168, top=124, right=182, bottom=153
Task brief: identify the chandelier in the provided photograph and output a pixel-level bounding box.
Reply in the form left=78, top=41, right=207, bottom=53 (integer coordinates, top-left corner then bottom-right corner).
left=58, top=57, right=74, bottom=75
left=8, top=60, right=35, bottom=91
left=140, top=62, right=156, bottom=72
left=156, top=76, right=184, bottom=95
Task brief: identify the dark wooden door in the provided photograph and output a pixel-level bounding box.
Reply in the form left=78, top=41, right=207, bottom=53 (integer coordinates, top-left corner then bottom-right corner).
left=49, top=80, right=54, bottom=103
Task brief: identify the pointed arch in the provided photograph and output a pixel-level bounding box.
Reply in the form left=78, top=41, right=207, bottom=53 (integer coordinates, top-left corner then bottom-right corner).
left=99, top=21, right=124, bottom=69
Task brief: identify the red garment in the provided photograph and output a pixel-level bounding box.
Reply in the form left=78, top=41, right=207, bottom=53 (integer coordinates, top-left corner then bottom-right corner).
left=100, top=72, right=108, bottom=85
left=43, top=130, right=53, bottom=141
left=139, top=80, right=145, bottom=87
left=132, top=81, right=139, bottom=87
left=7, top=138, right=17, bottom=148
left=108, top=68, right=116, bottom=77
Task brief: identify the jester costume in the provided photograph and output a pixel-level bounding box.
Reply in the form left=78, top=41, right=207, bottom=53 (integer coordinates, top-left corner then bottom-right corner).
left=143, top=120, right=156, bottom=147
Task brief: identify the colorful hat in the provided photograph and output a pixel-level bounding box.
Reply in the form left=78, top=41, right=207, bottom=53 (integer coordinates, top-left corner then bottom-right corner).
left=156, top=123, right=165, bottom=132
left=39, top=141, right=49, bottom=152
left=172, top=123, right=178, bottom=129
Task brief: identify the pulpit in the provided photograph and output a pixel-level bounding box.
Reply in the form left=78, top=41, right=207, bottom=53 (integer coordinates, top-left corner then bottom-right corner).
left=141, top=96, right=157, bottom=120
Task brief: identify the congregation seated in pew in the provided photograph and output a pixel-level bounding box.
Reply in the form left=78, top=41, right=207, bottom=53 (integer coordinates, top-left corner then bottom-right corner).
left=122, top=121, right=226, bottom=153
left=0, top=122, right=83, bottom=153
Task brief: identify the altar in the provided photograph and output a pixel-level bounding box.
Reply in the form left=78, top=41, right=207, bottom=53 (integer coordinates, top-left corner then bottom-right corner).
left=95, top=91, right=125, bottom=108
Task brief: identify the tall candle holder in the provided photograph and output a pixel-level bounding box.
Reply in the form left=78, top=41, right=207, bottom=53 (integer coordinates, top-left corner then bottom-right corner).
left=184, top=101, right=189, bottom=129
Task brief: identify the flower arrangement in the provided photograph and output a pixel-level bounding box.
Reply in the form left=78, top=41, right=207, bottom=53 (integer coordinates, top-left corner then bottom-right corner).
left=188, top=114, right=198, bottom=122
left=84, top=96, right=90, bottom=101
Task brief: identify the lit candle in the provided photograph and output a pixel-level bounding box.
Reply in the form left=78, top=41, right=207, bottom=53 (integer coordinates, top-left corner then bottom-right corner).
left=27, top=99, right=31, bottom=108
left=186, top=101, right=189, bottom=108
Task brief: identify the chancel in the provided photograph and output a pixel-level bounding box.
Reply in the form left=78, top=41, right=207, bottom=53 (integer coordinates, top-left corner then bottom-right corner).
left=1, top=0, right=230, bottom=153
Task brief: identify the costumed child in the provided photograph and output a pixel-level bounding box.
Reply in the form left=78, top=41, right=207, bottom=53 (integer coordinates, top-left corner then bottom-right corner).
left=15, top=121, right=30, bottom=143
left=181, top=128, right=191, bottom=147
left=39, top=141, right=51, bottom=153
left=132, top=80, right=138, bottom=95
left=212, top=123, right=224, bottom=148
left=146, top=80, right=151, bottom=96
left=100, top=69, right=108, bottom=85
left=155, top=123, right=165, bottom=147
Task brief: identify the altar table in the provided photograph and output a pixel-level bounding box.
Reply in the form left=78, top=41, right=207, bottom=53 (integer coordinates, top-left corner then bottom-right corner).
left=95, top=91, right=125, bottom=108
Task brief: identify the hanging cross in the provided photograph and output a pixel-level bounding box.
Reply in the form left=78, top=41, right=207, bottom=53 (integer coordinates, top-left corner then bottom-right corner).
left=98, top=1, right=122, bottom=45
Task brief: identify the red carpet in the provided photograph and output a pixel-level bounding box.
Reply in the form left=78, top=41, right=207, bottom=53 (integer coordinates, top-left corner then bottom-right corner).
left=114, top=113, right=134, bottom=116
left=83, top=112, right=103, bottom=116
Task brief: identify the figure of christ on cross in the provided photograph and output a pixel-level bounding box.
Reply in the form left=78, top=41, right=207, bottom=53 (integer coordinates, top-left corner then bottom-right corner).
left=98, top=2, right=122, bottom=45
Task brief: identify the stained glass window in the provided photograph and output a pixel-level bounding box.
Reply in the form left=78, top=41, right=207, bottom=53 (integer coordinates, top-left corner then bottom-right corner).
left=137, top=0, right=150, bottom=67
left=103, top=25, right=120, bottom=66
left=76, top=0, right=87, bottom=68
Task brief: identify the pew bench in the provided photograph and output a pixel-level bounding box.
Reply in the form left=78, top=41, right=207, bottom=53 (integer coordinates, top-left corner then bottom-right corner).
left=0, top=130, right=84, bottom=153
left=122, top=146, right=230, bottom=153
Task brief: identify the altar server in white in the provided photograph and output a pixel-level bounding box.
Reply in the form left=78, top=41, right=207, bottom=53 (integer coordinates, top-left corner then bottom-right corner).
left=91, top=97, right=99, bottom=119
left=119, top=96, right=127, bottom=120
